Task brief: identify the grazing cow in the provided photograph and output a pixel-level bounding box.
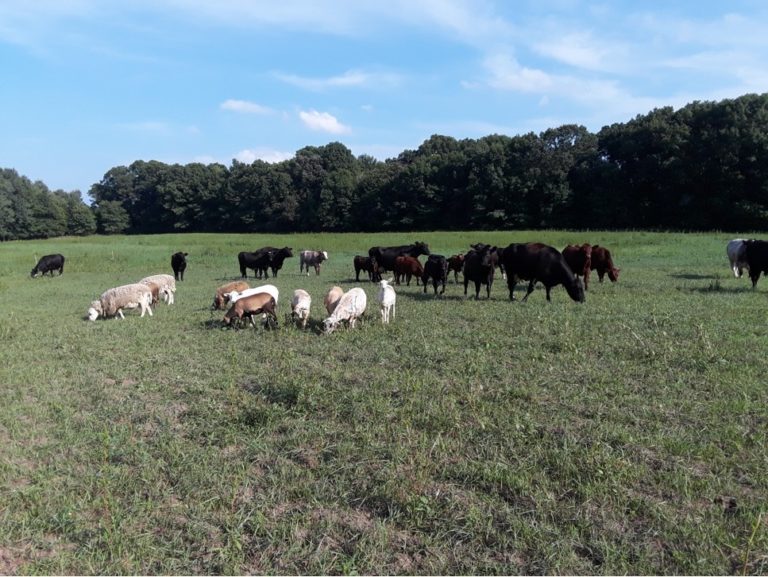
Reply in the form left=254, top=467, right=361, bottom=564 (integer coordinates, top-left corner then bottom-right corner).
left=745, top=239, right=768, bottom=288
left=501, top=243, right=585, bottom=303
left=31, top=254, right=65, bottom=277
left=393, top=256, right=423, bottom=286
left=171, top=251, right=188, bottom=281
left=447, top=253, right=465, bottom=283
left=300, top=250, right=329, bottom=276
left=421, top=254, right=449, bottom=295
left=590, top=245, right=620, bottom=283
left=727, top=239, right=750, bottom=278
left=353, top=255, right=380, bottom=282
left=368, top=242, right=430, bottom=274
left=463, top=244, right=496, bottom=299
left=562, top=243, right=593, bottom=290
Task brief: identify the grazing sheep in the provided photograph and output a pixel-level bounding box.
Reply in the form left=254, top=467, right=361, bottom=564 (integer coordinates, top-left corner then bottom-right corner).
left=377, top=280, right=396, bottom=324
left=324, top=286, right=344, bottom=315
left=212, top=281, right=250, bottom=310
left=87, top=283, right=153, bottom=320
left=323, top=287, right=367, bottom=334
left=222, top=292, right=278, bottom=329
left=291, top=289, right=312, bottom=329
left=139, top=274, right=176, bottom=304
left=144, top=281, right=162, bottom=307
left=227, top=284, right=279, bottom=306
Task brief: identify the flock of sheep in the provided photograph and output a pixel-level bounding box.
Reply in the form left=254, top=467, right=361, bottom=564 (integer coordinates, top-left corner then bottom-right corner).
left=81, top=260, right=396, bottom=334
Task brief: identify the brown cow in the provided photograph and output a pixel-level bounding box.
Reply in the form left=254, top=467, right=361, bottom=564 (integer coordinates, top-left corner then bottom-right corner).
left=590, top=245, right=620, bottom=283
left=562, top=243, right=593, bottom=290
left=447, top=253, right=464, bottom=283
left=393, top=256, right=423, bottom=286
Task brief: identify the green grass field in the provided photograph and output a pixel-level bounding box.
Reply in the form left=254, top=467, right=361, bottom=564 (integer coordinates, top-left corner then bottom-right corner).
left=0, top=231, right=766, bottom=575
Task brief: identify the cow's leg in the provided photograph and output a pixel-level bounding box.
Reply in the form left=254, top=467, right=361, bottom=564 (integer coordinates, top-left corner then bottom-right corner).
left=545, top=286, right=552, bottom=301
left=463, top=278, right=469, bottom=296
left=475, top=280, right=481, bottom=300
left=584, top=270, right=590, bottom=291
left=521, top=280, right=536, bottom=302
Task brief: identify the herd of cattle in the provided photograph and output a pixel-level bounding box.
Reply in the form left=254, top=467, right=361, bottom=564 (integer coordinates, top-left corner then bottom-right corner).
left=27, top=236, right=767, bottom=332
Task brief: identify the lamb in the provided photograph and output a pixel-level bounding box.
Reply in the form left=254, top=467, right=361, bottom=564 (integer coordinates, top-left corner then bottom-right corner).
left=211, top=281, right=250, bottom=310
left=227, top=284, right=279, bottom=306
left=222, top=292, right=278, bottom=329
left=324, top=286, right=344, bottom=315
left=323, top=287, right=367, bottom=334
left=87, top=283, right=153, bottom=320
left=376, top=279, right=396, bottom=324
left=139, top=274, right=176, bottom=304
left=291, top=289, right=312, bottom=329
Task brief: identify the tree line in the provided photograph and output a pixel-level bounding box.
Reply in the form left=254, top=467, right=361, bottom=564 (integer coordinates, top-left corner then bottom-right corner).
left=3, top=93, right=768, bottom=240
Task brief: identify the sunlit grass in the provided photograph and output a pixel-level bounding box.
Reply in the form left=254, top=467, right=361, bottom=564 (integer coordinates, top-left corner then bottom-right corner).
left=0, top=230, right=766, bottom=574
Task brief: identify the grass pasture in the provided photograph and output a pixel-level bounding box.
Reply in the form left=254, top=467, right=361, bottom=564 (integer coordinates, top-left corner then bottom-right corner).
left=0, top=230, right=766, bottom=575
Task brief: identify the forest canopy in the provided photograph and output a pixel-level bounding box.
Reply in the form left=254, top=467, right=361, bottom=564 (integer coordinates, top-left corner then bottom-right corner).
left=3, top=93, right=768, bottom=240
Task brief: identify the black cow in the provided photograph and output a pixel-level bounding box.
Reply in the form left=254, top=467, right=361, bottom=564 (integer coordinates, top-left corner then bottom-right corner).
left=745, top=239, right=768, bottom=288
left=463, top=243, right=496, bottom=299
left=31, top=254, right=65, bottom=277
left=368, top=242, right=430, bottom=273
left=238, top=247, right=293, bottom=279
left=171, top=251, right=188, bottom=281
left=501, top=242, right=585, bottom=303
left=354, top=255, right=380, bottom=282
left=421, top=254, right=448, bottom=295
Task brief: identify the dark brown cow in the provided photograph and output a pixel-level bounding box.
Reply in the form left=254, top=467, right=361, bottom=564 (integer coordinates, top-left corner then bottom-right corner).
left=745, top=239, right=768, bottom=288
left=393, top=256, right=423, bottom=286
left=463, top=243, right=496, bottom=299
left=562, top=243, right=592, bottom=290
left=447, top=253, right=464, bottom=283
left=501, top=242, right=585, bottom=303
left=353, top=255, right=380, bottom=282
left=590, top=245, right=620, bottom=283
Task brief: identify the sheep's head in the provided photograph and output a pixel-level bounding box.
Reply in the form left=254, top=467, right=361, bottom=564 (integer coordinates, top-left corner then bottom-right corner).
left=323, top=317, right=339, bottom=334
left=87, top=301, right=102, bottom=321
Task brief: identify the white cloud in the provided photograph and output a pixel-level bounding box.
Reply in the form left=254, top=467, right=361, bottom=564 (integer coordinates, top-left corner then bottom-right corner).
left=533, top=31, right=618, bottom=72
left=483, top=53, right=554, bottom=92
left=220, top=99, right=273, bottom=114
left=276, top=69, right=401, bottom=91
left=299, top=109, right=351, bottom=134
left=234, top=148, right=293, bottom=164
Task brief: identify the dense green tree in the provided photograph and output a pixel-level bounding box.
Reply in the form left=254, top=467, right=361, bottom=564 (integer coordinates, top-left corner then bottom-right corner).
left=94, top=200, right=131, bottom=234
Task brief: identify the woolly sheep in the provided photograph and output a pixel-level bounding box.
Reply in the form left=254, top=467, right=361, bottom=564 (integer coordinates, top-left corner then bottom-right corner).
left=291, top=289, right=312, bottom=329
left=323, top=287, right=367, bottom=334
left=376, top=279, right=396, bottom=324
left=139, top=274, right=176, bottom=304
left=227, top=284, right=279, bottom=306
left=212, top=281, right=250, bottom=310
left=87, top=283, right=153, bottom=321
left=324, top=286, right=344, bottom=315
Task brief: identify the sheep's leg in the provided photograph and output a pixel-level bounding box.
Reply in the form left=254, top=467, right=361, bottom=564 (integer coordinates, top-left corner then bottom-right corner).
left=117, top=309, right=125, bottom=319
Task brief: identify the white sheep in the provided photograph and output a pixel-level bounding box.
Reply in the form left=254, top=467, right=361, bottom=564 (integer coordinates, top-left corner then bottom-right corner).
left=87, top=283, right=153, bottom=321
left=227, top=284, right=279, bottom=306
left=376, top=279, right=396, bottom=324
left=139, top=274, right=176, bottom=304
left=323, top=287, right=367, bottom=334
left=291, top=289, right=312, bottom=329
left=324, top=285, right=344, bottom=315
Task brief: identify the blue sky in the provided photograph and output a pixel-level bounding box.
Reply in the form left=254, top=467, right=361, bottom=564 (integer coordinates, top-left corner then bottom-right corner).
left=2, top=1, right=768, bottom=198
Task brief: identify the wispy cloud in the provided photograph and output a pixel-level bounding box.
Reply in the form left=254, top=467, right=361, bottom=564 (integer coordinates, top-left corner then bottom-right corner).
left=276, top=69, right=401, bottom=91
left=220, top=99, right=273, bottom=114
left=299, top=109, right=351, bottom=134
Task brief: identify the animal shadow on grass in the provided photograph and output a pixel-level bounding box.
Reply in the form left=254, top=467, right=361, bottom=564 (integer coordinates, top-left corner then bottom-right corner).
left=670, top=272, right=723, bottom=280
